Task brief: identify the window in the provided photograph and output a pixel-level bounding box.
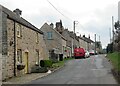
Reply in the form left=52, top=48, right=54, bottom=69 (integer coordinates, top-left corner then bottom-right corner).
left=35, top=50, right=39, bottom=65
left=17, top=24, right=22, bottom=37
left=36, top=33, right=39, bottom=43
left=17, top=49, right=22, bottom=63
left=47, top=32, right=52, bottom=40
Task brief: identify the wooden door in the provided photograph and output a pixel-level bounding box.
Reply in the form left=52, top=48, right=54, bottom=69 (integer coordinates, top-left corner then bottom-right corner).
left=24, top=52, right=29, bottom=74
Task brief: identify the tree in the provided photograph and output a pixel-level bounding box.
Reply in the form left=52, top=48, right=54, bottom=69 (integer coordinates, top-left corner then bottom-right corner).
left=107, top=43, right=113, bottom=53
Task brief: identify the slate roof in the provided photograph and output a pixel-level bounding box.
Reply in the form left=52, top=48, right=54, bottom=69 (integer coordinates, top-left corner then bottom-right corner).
left=82, top=36, right=94, bottom=43
left=68, top=31, right=79, bottom=41
left=1, top=5, right=43, bottom=34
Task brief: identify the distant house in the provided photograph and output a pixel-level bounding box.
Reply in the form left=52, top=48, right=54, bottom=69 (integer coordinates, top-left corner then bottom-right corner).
left=40, top=23, right=67, bottom=61
left=55, top=20, right=80, bottom=57
left=79, top=35, right=94, bottom=51
left=95, top=41, right=102, bottom=54
left=79, top=36, right=87, bottom=49
left=0, top=5, right=49, bottom=80
left=62, top=29, right=73, bottom=57
left=69, top=31, right=80, bottom=48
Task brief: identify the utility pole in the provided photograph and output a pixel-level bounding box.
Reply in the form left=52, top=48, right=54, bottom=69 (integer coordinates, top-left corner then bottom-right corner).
left=109, top=28, right=111, bottom=43
left=72, top=21, right=78, bottom=56
left=112, top=16, right=114, bottom=51
left=73, top=21, right=78, bottom=49
left=72, top=21, right=76, bottom=56
left=73, top=21, right=75, bottom=49
left=94, top=34, right=96, bottom=54
left=74, top=21, right=75, bottom=34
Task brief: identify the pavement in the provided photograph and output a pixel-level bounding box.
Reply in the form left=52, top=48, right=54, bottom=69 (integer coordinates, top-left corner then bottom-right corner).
left=2, top=65, right=64, bottom=85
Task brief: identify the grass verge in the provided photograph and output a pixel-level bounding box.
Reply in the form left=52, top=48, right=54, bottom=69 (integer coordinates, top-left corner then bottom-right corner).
left=107, top=52, right=120, bottom=83
left=107, top=52, right=120, bottom=72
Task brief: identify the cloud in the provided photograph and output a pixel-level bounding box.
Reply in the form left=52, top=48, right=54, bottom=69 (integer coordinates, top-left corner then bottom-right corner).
left=76, top=4, right=118, bottom=48
left=0, top=0, right=119, bottom=48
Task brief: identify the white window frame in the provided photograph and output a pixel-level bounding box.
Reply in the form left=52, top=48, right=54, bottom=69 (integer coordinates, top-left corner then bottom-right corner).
left=17, top=24, right=22, bottom=38
left=17, top=49, right=22, bottom=63
left=36, top=32, right=39, bottom=43
left=35, top=50, right=39, bottom=65
left=47, top=32, right=52, bottom=40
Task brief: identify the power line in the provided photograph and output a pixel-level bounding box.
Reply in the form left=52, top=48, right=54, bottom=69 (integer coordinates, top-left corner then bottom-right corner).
left=46, top=0, right=87, bottom=30
left=46, top=0, right=73, bottom=21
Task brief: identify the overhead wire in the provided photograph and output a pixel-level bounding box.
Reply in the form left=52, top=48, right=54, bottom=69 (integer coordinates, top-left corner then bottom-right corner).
left=46, top=0, right=73, bottom=22
left=46, top=0, right=86, bottom=30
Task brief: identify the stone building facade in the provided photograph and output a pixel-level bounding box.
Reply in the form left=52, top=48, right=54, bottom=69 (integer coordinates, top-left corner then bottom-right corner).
left=0, top=5, right=48, bottom=80
left=62, top=29, right=72, bottom=57
left=79, top=35, right=95, bottom=51
left=40, top=23, right=67, bottom=61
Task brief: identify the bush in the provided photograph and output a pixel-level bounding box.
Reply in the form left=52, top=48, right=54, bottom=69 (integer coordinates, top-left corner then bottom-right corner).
left=40, top=60, right=53, bottom=67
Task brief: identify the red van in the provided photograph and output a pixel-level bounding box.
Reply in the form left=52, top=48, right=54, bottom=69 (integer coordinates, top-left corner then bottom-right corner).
left=74, top=48, right=85, bottom=59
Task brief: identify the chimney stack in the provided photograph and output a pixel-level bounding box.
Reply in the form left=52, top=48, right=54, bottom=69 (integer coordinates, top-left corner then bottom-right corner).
left=88, top=35, right=90, bottom=39
left=83, top=35, right=85, bottom=37
left=13, top=8, right=22, bottom=17
left=50, top=23, right=54, bottom=29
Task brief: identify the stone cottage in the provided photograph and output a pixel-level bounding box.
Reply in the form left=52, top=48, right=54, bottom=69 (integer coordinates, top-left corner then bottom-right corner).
left=79, top=35, right=95, bottom=51
left=62, top=29, right=73, bottom=57
left=40, top=23, right=67, bottom=61
left=0, top=5, right=49, bottom=80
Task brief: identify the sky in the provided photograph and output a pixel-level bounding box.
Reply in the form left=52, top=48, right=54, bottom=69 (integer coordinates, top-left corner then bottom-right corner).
left=0, top=0, right=120, bottom=48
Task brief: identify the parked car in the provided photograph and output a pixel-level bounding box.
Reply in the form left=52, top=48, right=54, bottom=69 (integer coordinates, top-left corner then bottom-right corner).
left=85, top=50, right=90, bottom=58
left=89, top=50, right=95, bottom=55
left=74, top=48, right=85, bottom=59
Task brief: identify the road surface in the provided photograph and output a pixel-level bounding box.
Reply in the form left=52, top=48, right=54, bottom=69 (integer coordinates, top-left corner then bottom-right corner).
left=28, top=54, right=117, bottom=84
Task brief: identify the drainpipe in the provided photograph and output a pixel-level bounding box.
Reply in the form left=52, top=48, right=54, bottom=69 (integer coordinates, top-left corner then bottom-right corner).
left=13, top=21, right=16, bottom=76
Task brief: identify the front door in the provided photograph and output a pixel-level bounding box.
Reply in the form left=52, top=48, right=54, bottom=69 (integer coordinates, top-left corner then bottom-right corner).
left=24, top=52, right=29, bottom=74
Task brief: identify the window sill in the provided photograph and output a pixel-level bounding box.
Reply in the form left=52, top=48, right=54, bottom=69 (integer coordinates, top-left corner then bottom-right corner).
left=17, top=36, right=22, bottom=39
left=47, top=39, right=54, bottom=40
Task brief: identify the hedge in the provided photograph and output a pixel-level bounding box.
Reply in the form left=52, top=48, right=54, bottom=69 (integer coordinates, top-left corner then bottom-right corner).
left=40, top=60, right=53, bottom=67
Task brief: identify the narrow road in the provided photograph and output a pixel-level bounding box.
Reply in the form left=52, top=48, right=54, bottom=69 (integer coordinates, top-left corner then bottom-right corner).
left=28, top=54, right=117, bottom=84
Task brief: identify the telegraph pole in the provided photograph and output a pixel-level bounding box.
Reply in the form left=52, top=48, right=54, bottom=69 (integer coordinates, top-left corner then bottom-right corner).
left=112, top=16, right=114, bottom=51
left=73, top=21, right=75, bottom=49
left=73, top=21, right=78, bottom=49
left=72, top=21, right=78, bottom=56
left=109, top=28, right=111, bottom=43
left=72, top=21, right=76, bottom=56
left=74, top=21, right=75, bottom=34
left=95, top=34, right=96, bottom=54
